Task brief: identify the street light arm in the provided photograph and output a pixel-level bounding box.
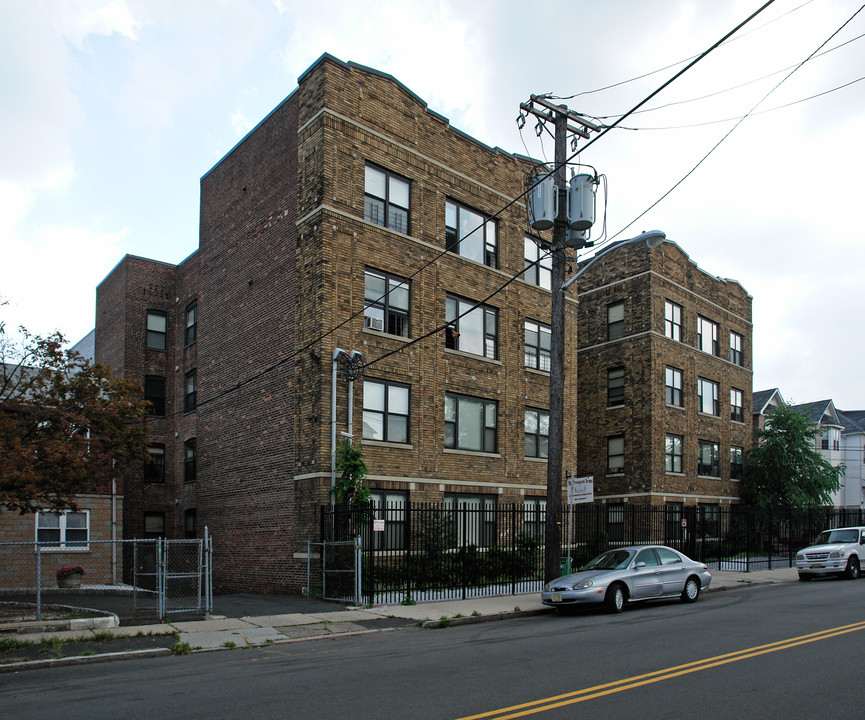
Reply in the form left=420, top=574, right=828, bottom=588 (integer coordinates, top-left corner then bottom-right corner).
left=561, top=230, right=667, bottom=292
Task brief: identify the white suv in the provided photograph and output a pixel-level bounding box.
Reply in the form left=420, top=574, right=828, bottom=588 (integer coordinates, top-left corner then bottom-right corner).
left=795, top=526, right=865, bottom=581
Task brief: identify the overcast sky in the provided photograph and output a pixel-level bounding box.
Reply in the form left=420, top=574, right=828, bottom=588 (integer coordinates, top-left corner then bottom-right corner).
left=3, top=0, right=864, bottom=409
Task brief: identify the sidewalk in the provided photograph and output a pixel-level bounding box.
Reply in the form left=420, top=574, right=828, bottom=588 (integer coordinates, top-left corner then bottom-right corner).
left=0, top=567, right=798, bottom=671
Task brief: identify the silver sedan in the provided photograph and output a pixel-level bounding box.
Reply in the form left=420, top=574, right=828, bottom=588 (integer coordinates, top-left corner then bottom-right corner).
left=541, top=545, right=712, bottom=613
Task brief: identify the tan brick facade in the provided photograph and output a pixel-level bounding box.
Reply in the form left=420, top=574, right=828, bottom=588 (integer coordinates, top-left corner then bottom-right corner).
left=575, top=240, right=752, bottom=508
left=92, top=55, right=751, bottom=592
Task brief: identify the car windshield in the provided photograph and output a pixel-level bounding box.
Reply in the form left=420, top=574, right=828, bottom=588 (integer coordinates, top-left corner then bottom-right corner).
left=582, top=550, right=634, bottom=571
left=815, top=530, right=859, bottom=545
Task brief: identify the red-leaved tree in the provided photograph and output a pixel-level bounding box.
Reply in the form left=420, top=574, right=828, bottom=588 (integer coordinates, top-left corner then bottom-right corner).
left=1, top=320, right=148, bottom=513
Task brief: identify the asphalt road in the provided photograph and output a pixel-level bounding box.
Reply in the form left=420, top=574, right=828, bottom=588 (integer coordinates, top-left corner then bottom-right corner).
left=2, top=578, right=864, bottom=719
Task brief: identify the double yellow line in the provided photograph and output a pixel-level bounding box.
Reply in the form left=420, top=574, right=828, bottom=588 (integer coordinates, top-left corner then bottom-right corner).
left=456, top=620, right=865, bottom=719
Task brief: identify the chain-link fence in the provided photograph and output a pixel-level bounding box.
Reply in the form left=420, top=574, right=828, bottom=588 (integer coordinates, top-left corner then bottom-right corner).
left=0, top=531, right=213, bottom=621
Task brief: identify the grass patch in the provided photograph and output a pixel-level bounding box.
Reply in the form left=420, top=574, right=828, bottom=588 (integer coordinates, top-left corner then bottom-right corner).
left=170, top=641, right=192, bottom=656
left=223, top=641, right=237, bottom=648
left=0, top=637, right=36, bottom=652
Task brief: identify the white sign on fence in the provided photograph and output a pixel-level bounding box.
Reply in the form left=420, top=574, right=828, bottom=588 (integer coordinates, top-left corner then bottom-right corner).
left=567, top=475, right=594, bottom=505
left=373, top=519, right=385, bottom=532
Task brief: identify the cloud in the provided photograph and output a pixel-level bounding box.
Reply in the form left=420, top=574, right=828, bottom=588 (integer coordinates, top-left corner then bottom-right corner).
left=50, top=0, right=141, bottom=47
left=2, top=220, right=128, bottom=343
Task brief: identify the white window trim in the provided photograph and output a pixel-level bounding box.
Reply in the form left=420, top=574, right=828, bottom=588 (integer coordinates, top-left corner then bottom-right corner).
left=34, top=509, right=90, bottom=552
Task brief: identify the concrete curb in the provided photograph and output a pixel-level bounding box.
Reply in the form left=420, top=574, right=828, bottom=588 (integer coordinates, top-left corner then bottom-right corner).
left=0, top=648, right=171, bottom=674
left=421, top=608, right=553, bottom=629
left=0, top=613, right=119, bottom=635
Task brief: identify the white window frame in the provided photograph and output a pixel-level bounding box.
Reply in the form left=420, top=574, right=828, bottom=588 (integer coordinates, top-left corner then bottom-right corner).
left=664, top=301, right=682, bottom=341
left=35, top=509, right=90, bottom=550
left=698, top=377, right=720, bottom=416
left=697, top=316, right=719, bottom=356
left=524, top=236, right=551, bottom=290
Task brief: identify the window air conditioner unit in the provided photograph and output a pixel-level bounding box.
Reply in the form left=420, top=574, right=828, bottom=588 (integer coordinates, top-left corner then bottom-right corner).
left=365, top=316, right=384, bottom=331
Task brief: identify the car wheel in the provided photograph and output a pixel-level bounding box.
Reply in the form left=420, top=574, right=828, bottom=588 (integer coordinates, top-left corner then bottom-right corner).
left=798, top=573, right=813, bottom=582
left=681, top=576, right=700, bottom=603
left=605, top=583, right=626, bottom=613
left=844, top=557, right=860, bottom=580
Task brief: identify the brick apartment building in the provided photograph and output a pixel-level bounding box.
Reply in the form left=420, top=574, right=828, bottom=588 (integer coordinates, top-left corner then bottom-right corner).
left=574, top=240, right=753, bottom=527
left=92, top=54, right=753, bottom=593
left=94, top=54, right=582, bottom=592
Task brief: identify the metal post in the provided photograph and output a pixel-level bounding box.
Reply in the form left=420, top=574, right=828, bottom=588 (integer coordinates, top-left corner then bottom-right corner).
left=35, top=542, right=42, bottom=622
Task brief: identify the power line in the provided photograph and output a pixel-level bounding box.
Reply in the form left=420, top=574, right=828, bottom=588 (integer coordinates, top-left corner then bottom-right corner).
left=595, top=2, right=865, bottom=249
left=551, top=0, right=817, bottom=101
left=611, top=74, right=865, bottom=131
left=588, top=30, right=865, bottom=120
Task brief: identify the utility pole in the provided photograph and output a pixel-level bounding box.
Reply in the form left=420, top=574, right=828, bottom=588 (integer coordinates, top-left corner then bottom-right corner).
left=519, top=96, right=599, bottom=581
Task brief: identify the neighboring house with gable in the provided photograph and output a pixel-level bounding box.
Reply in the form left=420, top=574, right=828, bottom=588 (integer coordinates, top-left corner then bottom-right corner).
left=838, top=409, right=865, bottom=509
left=752, top=388, right=785, bottom=436
left=790, top=399, right=850, bottom=507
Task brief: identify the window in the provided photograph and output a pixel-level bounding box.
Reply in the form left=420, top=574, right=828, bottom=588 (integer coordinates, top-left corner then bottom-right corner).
left=665, top=434, right=683, bottom=474
left=730, top=446, right=743, bottom=480
left=145, top=445, right=165, bottom=482
left=524, top=320, right=551, bottom=372
left=607, top=301, right=624, bottom=341
left=184, top=439, right=196, bottom=483
left=698, top=377, right=719, bottom=416
left=607, top=504, right=625, bottom=542
left=144, top=376, right=166, bottom=416
left=730, top=388, right=744, bottom=423
left=698, top=504, right=720, bottom=538
left=664, top=301, right=682, bottom=341
left=607, top=367, right=625, bottom=407
left=446, top=199, right=497, bottom=267
left=656, top=546, right=684, bottom=565
left=184, top=370, right=197, bottom=412
left=143, top=512, right=165, bottom=538
left=524, top=236, right=551, bottom=290
left=364, top=164, right=410, bottom=234
left=698, top=440, right=720, bottom=477
left=36, top=510, right=89, bottom=549
left=146, top=311, right=167, bottom=351
left=697, top=316, right=719, bottom=356
left=366, top=490, right=408, bottom=550
left=445, top=393, right=497, bottom=453
left=363, top=379, right=409, bottom=444
left=635, top=548, right=660, bottom=566
left=446, top=294, right=497, bottom=359
left=607, top=435, right=624, bottom=474
left=524, top=497, right=546, bottom=539
left=730, top=331, right=743, bottom=366
left=822, top=428, right=840, bottom=451
left=524, top=408, right=549, bottom=458
left=184, top=509, right=197, bottom=539
left=665, top=366, right=683, bottom=407
left=364, top=269, right=410, bottom=336
left=444, top=493, right=497, bottom=547
left=185, top=302, right=197, bottom=346
left=665, top=502, right=683, bottom=542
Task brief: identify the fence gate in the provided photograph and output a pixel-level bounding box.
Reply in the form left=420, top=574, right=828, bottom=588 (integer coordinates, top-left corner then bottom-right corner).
left=133, top=530, right=213, bottom=619
left=307, top=538, right=361, bottom=605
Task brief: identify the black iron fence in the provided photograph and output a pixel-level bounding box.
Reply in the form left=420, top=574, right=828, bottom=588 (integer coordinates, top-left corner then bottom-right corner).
left=321, top=503, right=865, bottom=604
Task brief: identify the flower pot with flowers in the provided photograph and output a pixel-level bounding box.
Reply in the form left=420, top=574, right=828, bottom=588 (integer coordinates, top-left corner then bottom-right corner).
left=56, top=565, right=86, bottom=588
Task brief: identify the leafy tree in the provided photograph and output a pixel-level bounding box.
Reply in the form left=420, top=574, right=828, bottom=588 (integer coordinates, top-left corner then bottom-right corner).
left=332, top=439, right=371, bottom=508
left=1, top=324, right=148, bottom=513
left=741, top=404, right=843, bottom=509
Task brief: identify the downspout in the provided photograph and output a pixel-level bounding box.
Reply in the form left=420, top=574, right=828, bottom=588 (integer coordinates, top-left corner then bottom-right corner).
left=331, top=348, right=347, bottom=508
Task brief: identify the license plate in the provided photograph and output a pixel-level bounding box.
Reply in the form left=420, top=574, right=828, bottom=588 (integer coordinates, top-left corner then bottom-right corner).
left=551, top=593, right=563, bottom=603
left=810, top=564, right=824, bottom=569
